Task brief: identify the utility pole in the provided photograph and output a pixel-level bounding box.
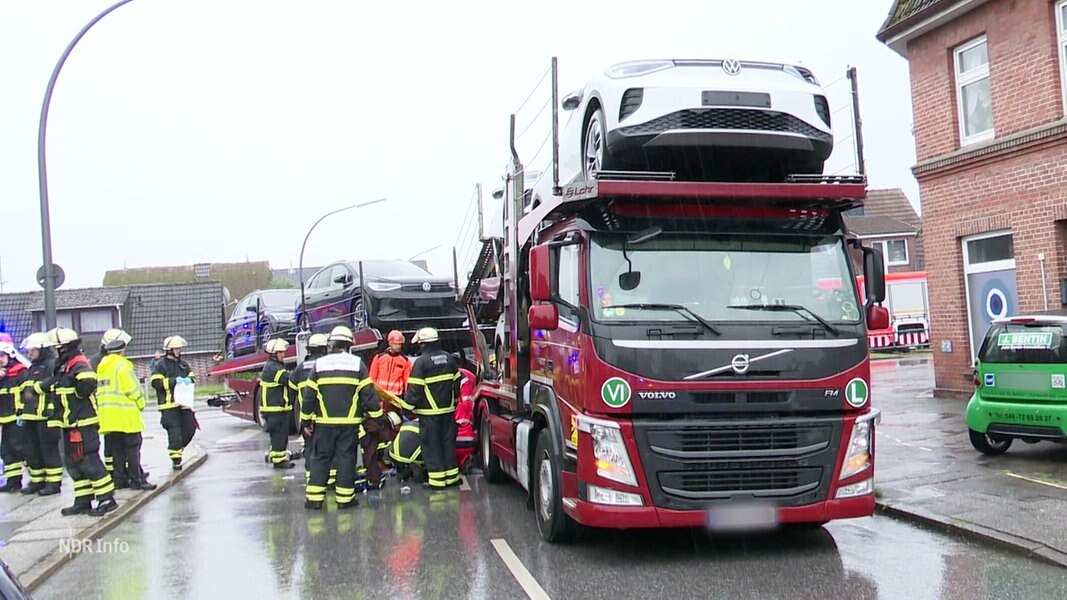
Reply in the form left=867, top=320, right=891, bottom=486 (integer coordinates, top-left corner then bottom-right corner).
left=0, top=255, right=6, bottom=293
left=847, top=66, right=866, bottom=176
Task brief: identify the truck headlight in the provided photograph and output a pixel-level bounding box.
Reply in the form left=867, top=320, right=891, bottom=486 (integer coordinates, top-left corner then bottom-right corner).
left=839, top=419, right=872, bottom=480
left=591, top=423, right=638, bottom=487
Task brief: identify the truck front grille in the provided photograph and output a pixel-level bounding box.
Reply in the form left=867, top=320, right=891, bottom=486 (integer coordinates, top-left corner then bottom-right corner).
left=660, top=468, right=821, bottom=499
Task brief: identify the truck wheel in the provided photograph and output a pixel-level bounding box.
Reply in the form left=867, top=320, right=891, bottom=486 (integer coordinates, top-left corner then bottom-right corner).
left=533, top=428, right=576, bottom=543
left=480, top=409, right=506, bottom=483
left=969, top=429, right=1012, bottom=455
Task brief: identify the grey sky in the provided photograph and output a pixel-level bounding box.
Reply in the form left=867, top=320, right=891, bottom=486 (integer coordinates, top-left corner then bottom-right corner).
left=0, top=0, right=916, bottom=293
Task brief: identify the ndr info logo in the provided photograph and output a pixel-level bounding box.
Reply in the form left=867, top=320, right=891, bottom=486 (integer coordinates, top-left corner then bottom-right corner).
left=60, top=537, right=129, bottom=556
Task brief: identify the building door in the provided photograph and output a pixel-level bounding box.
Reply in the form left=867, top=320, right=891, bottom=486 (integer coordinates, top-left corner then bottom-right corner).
left=962, top=231, right=1017, bottom=360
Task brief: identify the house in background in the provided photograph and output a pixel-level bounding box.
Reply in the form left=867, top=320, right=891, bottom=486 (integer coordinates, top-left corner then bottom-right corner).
left=104, top=261, right=271, bottom=308
left=845, top=188, right=926, bottom=274
left=0, top=282, right=224, bottom=382
left=878, top=0, right=1067, bottom=397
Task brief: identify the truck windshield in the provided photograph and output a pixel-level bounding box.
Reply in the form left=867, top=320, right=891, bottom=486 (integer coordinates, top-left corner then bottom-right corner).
left=588, top=233, right=861, bottom=324
left=978, top=322, right=1067, bottom=364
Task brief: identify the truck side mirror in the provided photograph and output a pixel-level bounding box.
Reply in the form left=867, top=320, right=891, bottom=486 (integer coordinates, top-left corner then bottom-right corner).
left=862, top=246, right=886, bottom=304
left=530, top=245, right=552, bottom=302
left=866, top=304, right=889, bottom=331
left=528, top=304, right=559, bottom=331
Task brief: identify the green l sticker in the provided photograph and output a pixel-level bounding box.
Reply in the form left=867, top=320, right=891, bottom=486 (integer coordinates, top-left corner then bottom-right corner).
left=601, top=377, right=632, bottom=408
left=845, top=378, right=869, bottom=407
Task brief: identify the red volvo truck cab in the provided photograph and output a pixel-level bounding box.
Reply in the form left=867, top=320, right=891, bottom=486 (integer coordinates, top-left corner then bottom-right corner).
left=464, top=172, right=890, bottom=543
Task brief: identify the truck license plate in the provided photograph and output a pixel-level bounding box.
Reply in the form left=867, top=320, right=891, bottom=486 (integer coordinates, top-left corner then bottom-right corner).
left=706, top=502, right=778, bottom=532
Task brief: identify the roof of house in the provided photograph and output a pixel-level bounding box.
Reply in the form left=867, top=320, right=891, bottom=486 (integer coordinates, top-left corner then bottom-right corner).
left=104, top=261, right=271, bottom=306
left=0, top=292, right=35, bottom=347
left=122, top=281, right=224, bottom=358
left=863, top=188, right=921, bottom=228
left=24, top=286, right=130, bottom=312
left=844, top=215, right=918, bottom=237
left=877, top=0, right=950, bottom=39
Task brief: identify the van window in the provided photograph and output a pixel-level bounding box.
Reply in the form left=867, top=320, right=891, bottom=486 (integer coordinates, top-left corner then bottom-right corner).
left=978, top=323, right=1067, bottom=364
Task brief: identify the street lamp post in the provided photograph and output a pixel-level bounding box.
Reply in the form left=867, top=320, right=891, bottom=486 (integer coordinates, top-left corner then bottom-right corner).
left=298, top=198, right=387, bottom=331
left=38, top=0, right=136, bottom=329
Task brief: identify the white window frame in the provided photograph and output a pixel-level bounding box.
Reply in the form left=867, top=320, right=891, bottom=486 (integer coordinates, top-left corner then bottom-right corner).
left=954, top=36, right=994, bottom=145
left=871, top=239, right=909, bottom=268
left=1057, top=1, right=1067, bottom=115
left=79, top=308, right=114, bottom=333
left=961, top=230, right=1016, bottom=360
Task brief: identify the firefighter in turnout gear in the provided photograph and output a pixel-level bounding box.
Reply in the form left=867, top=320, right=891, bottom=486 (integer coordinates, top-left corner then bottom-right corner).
left=150, top=336, right=198, bottom=470
left=96, top=329, right=156, bottom=490
left=302, top=326, right=383, bottom=510
left=47, top=328, right=118, bottom=517
left=0, top=342, right=28, bottom=492
left=291, top=333, right=329, bottom=482
left=401, top=327, right=461, bottom=490
left=260, top=338, right=296, bottom=469
left=19, top=333, right=63, bottom=495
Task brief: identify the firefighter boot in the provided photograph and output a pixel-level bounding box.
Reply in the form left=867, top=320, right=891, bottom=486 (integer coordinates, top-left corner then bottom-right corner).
left=304, top=500, right=323, bottom=510
left=37, top=483, right=61, bottom=496
left=88, top=498, right=119, bottom=517
left=20, top=483, right=43, bottom=495
left=61, top=502, right=92, bottom=516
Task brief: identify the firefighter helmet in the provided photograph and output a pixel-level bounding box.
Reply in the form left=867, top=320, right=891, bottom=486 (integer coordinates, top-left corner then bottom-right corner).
left=163, top=336, right=188, bottom=351
left=328, top=326, right=354, bottom=344
left=0, top=342, right=15, bottom=357
left=411, top=327, right=439, bottom=344
left=307, top=333, right=329, bottom=348
left=23, top=332, right=52, bottom=350
left=264, top=338, right=289, bottom=354
left=387, top=330, right=405, bottom=345
left=50, top=328, right=80, bottom=347
left=101, top=328, right=132, bottom=352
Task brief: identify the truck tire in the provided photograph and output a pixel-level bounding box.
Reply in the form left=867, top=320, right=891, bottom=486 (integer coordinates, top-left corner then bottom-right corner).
left=480, top=409, right=506, bottom=483
left=969, top=429, right=1012, bottom=455
left=533, top=428, right=576, bottom=543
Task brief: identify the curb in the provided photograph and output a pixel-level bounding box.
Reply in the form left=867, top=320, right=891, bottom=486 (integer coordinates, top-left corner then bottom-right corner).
left=21, top=445, right=209, bottom=592
left=875, top=500, right=1067, bottom=569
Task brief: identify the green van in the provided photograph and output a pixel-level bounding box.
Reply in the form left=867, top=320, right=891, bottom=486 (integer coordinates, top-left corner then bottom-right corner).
left=966, top=313, right=1067, bottom=455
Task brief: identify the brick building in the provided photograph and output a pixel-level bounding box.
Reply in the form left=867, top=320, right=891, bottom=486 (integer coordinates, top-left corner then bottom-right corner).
left=845, top=188, right=926, bottom=274
left=878, top=0, right=1067, bottom=397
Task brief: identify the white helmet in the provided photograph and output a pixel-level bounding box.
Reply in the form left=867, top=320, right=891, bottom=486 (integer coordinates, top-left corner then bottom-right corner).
left=328, top=326, right=354, bottom=344
left=0, top=342, right=15, bottom=358
left=23, top=332, right=52, bottom=350
left=264, top=338, right=289, bottom=354
left=411, top=327, right=439, bottom=344
left=386, top=411, right=402, bottom=429
left=307, top=333, right=329, bottom=349
left=49, top=328, right=80, bottom=347
left=101, top=328, right=132, bottom=352
left=163, top=336, right=188, bottom=351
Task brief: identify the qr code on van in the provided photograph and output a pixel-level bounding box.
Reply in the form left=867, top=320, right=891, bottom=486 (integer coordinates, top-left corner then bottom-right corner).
left=1053, top=374, right=1066, bottom=389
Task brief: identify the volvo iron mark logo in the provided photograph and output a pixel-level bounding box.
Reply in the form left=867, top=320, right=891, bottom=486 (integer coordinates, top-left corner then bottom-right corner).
left=422, top=282, right=432, bottom=292
left=731, top=353, right=750, bottom=375
left=722, top=59, right=742, bottom=76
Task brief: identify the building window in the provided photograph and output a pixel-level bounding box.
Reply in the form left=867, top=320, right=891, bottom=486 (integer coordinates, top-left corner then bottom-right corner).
left=954, top=36, right=993, bottom=145
left=79, top=308, right=114, bottom=333
left=873, top=239, right=909, bottom=267
left=1057, top=1, right=1067, bottom=114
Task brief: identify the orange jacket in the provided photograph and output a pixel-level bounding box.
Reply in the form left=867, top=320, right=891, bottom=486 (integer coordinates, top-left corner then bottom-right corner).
left=369, top=351, right=412, bottom=398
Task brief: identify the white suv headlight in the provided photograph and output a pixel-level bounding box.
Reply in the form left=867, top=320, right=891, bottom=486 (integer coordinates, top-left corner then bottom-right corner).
left=605, top=60, right=673, bottom=79
left=367, top=282, right=402, bottom=293
left=591, top=423, right=638, bottom=487
left=839, top=418, right=873, bottom=480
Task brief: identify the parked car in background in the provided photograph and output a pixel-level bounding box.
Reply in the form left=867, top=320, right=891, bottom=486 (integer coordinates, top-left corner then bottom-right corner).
left=297, top=259, right=465, bottom=341
left=550, top=58, right=834, bottom=183
left=224, top=289, right=300, bottom=358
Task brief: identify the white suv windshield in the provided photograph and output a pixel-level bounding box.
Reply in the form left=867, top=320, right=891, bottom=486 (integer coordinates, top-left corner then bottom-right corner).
left=588, top=233, right=860, bottom=324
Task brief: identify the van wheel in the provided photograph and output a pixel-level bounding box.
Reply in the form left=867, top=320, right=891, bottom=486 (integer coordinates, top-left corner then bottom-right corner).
left=533, top=429, right=576, bottom=543
left=480, top=409, right=507, bottom=483
left=969, top=429, right=1012, bottom=455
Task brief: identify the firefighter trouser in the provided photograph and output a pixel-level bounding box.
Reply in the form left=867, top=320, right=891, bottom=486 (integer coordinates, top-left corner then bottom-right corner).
left=306, top=425, right=357, bottom=506
left=63, top=425, right=114, bottom=506
left=160, top=408, right=196, bottom=464
left=1, top=421, right=27, bottom=486
left=302, top=429, right=337, bottom=485
left=264, top=414, right=290, bottom=464
left=419, top=413, right=459, bottom=488
left=104, top=432, right=145, bottom=486
left=358, top=420, right=388, bottom=488
left=22, top=421, right=62, bottom=486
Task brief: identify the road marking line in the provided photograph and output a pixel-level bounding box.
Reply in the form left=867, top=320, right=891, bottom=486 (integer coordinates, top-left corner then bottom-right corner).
left=460, top=475, right=471, bottom=491
left=1005, top=472, right=1067, bottom=490
left=918, top=446, right=933, bottom=452
left=216, top=428, right=261, bottom=445
left=490, top=538, right=551, bottom=600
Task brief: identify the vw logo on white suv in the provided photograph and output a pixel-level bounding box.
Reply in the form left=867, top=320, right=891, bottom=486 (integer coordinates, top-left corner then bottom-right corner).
left=422, top=282, right=432, bottom=292
left=722, top=59, right=742, bottom=76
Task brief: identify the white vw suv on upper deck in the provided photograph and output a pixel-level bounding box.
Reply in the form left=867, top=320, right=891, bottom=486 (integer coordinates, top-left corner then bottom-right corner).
left=552, top=58, right=835, bottom=183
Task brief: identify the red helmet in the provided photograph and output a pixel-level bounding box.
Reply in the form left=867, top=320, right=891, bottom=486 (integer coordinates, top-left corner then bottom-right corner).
left=387, top=330, right=405, bottom=345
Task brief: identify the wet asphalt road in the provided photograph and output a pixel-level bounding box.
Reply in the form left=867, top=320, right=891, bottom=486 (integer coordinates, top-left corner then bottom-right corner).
left=33, top=370, right=1067, bottom=600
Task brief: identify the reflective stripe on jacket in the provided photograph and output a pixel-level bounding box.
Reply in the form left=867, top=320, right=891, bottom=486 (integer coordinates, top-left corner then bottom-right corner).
left=96, top=353, right=146, bottom=434
left=402, top=347, right=460, bottom=416
left=369, top=351, right=412, bottom=397
left=305, top=352, right=382, bottom=426
left=259, top=358, right=295, bottom=413
left=52, top=352, right=99, bottom=428
left=150, top=356, right=195, bottom=410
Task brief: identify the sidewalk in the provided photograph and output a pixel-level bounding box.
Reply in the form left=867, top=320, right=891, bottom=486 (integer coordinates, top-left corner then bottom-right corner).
left=872, top=357, right=1067, bottom=567
left=0, top=415, right=206, bottom=591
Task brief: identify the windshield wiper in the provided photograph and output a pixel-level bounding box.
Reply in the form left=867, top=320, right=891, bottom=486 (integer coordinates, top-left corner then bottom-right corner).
left=601, top=303, right=720, bottom=335
left=727, top=303, right=840, bottom=336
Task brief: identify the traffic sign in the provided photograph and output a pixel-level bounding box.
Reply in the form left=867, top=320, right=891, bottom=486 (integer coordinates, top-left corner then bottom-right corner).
left=36, top=263, right=65, bottom=290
